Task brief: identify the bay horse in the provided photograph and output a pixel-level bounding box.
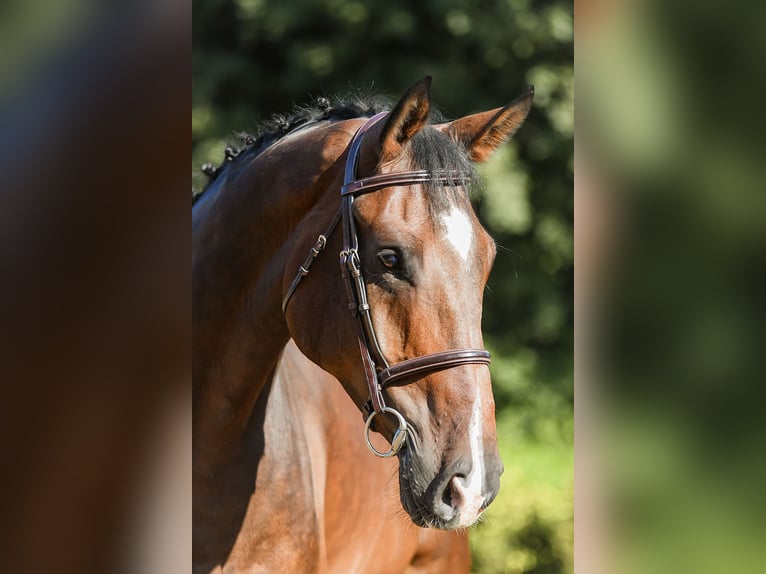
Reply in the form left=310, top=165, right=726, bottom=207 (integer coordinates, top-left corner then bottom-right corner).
left=193, top=77, right=533, bottom=573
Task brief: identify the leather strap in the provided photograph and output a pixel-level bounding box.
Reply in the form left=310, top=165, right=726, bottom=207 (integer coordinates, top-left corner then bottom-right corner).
left=341, top=170, right=471, bottom=196
left=282, top=210, right=341, bottom=313
left=380, top=350, right=490, bottom=387
left=339, top=114, right=398, bottom=414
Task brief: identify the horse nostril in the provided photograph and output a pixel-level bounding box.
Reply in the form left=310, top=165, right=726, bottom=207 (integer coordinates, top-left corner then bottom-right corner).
left=438, top=475, right=466, bottom=516
left=449, top=475, right=468, bottom=509
left=432, top=475, right=461, bottom=522
left=441, top=482, right=453, bottom=508
left=428, top=467, right=494, bottom=527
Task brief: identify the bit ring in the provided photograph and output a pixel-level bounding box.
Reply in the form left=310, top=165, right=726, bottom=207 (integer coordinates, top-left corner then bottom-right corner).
left=364, top=407, right=408, bottom=458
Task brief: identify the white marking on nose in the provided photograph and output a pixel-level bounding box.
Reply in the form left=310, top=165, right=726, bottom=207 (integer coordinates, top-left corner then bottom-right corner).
left=451, top=387, right=485, bottom=527
left=441, top=207, right=473, bottom=262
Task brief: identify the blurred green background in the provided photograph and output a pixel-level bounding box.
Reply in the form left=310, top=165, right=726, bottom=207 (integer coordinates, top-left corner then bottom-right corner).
left=192, top=1, right=573, bottom=572
left=579, top=0, right=766, bottom=573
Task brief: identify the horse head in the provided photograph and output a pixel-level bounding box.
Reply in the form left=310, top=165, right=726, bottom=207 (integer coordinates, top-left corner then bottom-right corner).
left=284, top=77, right=533, bottom=529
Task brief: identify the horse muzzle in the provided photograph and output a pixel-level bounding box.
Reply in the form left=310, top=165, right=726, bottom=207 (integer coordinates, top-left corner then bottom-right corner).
left=398, top=448, right=503, bottom=529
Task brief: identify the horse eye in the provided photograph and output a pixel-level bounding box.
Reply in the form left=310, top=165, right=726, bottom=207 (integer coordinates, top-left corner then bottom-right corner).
left=377, top=249, right=401, bottom=270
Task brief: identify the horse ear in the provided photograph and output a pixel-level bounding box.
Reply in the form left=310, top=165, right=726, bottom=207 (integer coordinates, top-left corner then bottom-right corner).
left=442, top=86, right=534, bottom=163
left=378, top=76, right=432, bottom=163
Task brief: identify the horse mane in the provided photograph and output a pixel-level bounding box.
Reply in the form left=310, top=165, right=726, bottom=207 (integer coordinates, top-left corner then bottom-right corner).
left=192, top=93, right=477, bottom=209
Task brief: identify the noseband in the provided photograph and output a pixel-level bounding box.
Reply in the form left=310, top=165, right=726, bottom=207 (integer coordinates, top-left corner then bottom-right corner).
left=282, top=112, right=491, bottom=457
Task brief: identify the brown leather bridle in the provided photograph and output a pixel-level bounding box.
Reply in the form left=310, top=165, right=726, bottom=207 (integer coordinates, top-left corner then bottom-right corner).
left=283, top=112, right=491, bottom=457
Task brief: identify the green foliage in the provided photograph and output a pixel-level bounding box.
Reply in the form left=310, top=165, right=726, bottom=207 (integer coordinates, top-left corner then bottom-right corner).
left=470, top=414, right=573, bottom=574
left=193, top=0, right=572, bottom=571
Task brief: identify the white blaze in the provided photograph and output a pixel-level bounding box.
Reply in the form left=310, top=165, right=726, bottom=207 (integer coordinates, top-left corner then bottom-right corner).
left=441, top=207, right=473, bottom=262
left=440, top=205, right=484, bottom=526
left=459, top=388, right=485, bottom=525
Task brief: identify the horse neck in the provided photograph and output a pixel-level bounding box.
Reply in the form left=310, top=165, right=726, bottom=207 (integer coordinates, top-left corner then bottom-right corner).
left=193, top=123, right=349, bottom=464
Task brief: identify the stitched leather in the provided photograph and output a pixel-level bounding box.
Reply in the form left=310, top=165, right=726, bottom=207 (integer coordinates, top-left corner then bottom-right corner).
left=341, top=170, right=471, bottom=196
left=380, top=350, right=491, bottom=387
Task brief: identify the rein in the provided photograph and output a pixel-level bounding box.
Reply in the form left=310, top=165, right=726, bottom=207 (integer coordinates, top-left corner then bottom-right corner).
left=282, top=112, right=491, bottom=457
